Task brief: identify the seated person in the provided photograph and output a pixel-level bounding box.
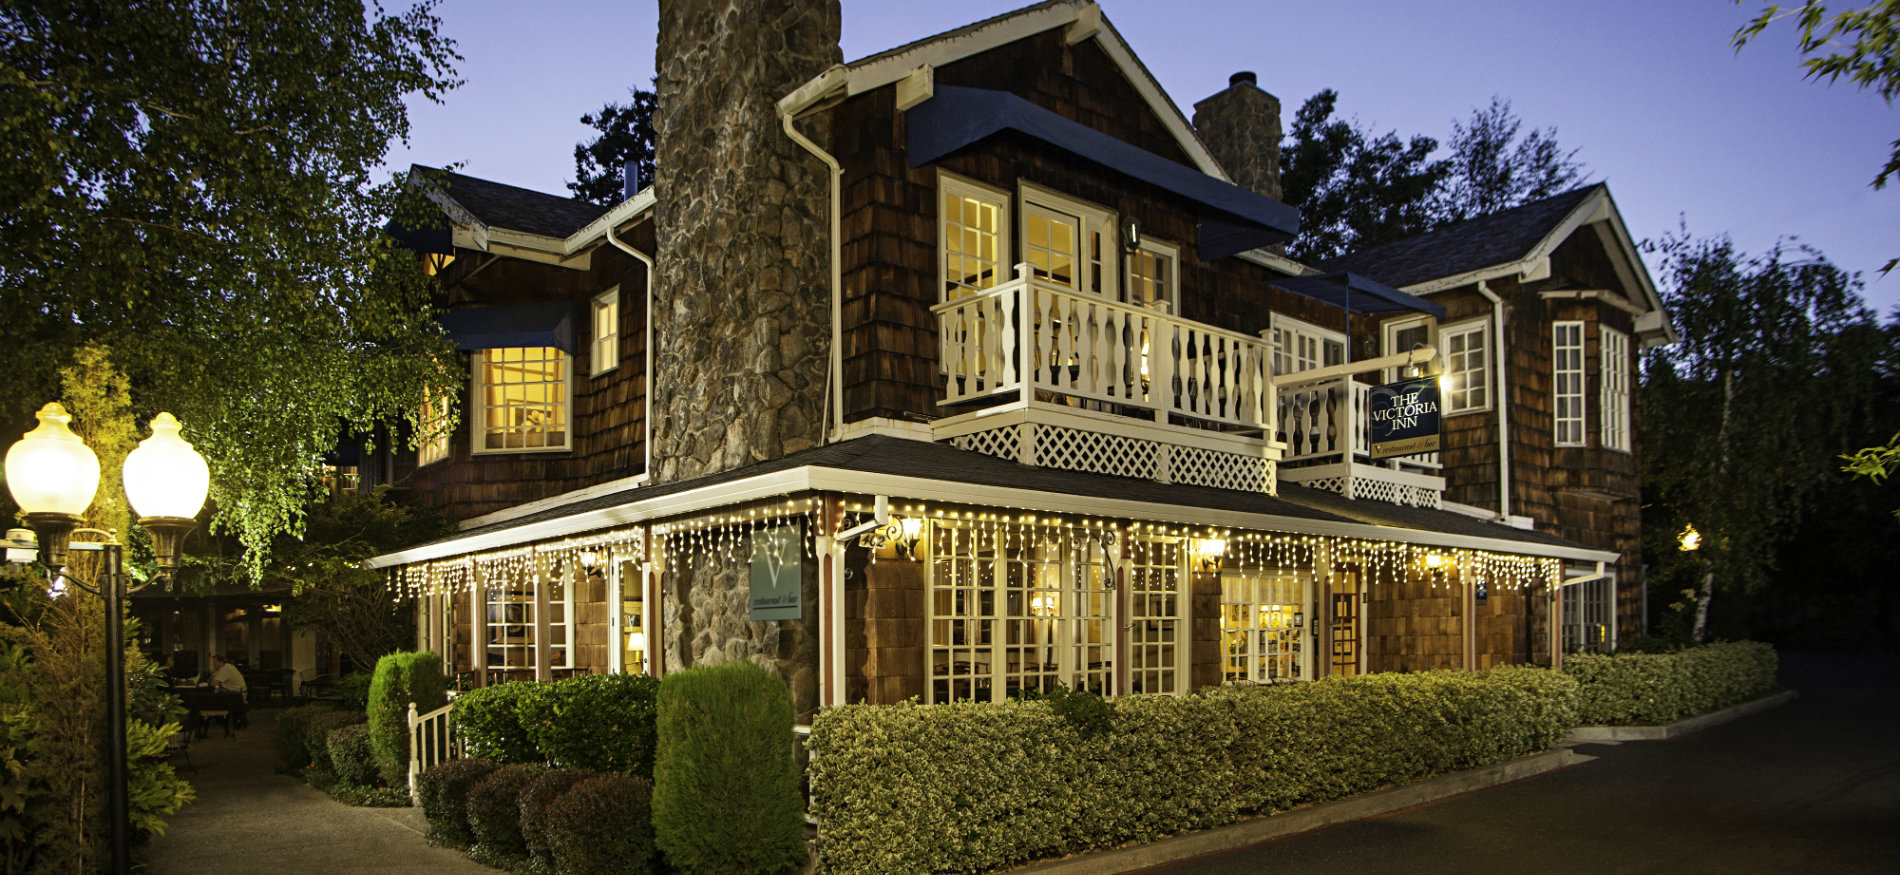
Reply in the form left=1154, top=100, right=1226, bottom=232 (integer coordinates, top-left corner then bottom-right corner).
left=207, top=655, right=249, bottom=729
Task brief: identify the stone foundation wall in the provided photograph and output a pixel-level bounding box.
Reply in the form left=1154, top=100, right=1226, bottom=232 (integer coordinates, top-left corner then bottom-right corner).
left=660, top=548, right=821, bottom=719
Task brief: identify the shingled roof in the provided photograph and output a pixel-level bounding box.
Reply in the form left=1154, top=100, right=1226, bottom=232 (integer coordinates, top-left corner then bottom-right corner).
left=421, top=167, right=608, bottom=239
left=1323, top=184, right=1603, bottom=290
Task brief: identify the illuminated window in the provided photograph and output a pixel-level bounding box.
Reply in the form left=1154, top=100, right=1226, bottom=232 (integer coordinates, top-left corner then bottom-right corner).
left=1127, top=238, right=1177, bottom=313
left=618, top=560, right=647, bottom=675
left=1441, top=319, right=1490, bottom=414
left=1562, top=570, right=1616, bottom=653
left=590, top=288, right=619, bottom=377
left=1553, top=321, right=1585, bottom=446
left=939, top=173, right=1009, bottom=301
left=473, top=347, right=570, bottom=453
left=418, top=385, right=451, bottom=467
left=1269, top=314, right=1346, bottom=377
left=1220, top=571, right=1307, bottom=684
left=484, top=570, right=573, bottom=672
left=1601, top=326, right=1631, bottom=452
left=1124, top=534, right=1185, bottom=695
left=1020, top=184, right=1116, bottom=299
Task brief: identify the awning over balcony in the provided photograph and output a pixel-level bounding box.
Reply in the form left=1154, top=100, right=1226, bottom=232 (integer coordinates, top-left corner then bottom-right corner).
left=907, top=85, right=1300, bottom=260
left=1274, top=271, right=1444, bottom=318
left=438, top=301, right=576, bottom=353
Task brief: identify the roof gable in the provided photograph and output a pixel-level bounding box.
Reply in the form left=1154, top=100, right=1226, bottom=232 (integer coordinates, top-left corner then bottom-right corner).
left=421, top=167, right=607, bottom=240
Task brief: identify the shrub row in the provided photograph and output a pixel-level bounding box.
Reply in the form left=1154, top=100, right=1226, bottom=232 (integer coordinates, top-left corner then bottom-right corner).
left=416, top=758, right=659, bottom=874
left=807, top=666, right=1580, bottom=874
left=453, top=672, right=661, bottom=775
left=1564, top=640, right=1779, bottom=725
left=275, top=703, right=366, bottom=774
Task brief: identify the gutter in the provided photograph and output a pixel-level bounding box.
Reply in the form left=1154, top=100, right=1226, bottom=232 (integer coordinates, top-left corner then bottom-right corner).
left=777, top=66, right=849, bottom=442
left=1477, top=280, right=1511, bottom=520
left=605, top=220, right=657, bottom=485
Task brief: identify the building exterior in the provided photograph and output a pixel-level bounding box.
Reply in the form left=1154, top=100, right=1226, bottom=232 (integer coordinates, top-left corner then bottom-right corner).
left=367, top=0, right=1665, bottom=719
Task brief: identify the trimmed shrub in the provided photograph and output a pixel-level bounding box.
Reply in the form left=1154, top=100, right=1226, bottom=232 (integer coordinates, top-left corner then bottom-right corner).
left=809, top=666, right=1583, bottom=874
left=367, top=651, right=449, bottom=788
left=303, top=710, right=365, bottom=774
left=465, top=762, right=542, bottom=861
left=1566, top=641, right=1778, bottom=725
left=517, top=672, right=662, bottom=775
left=652, top=661, right=806, bottom=875
left=543, top=774, right=659, bottom=875
left=453, top=681, right=539, bottom=763
left=275, top=703, right=339, bottom=771
left=519, top=767, right=596, bottom=870
left=326, top=723, right=380, bottom=787
left=416, top=757, right=497, bottom=848
left=335, top=671, right=373, bottom=710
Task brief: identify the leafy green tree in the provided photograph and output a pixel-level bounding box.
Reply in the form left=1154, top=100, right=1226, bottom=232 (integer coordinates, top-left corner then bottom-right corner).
left=277, top=487, right=451, bottom=666
left=1441, top=96, right=1586, bottom=222
left=1733, top=1, right=1900, bottom=198
left=571, top=85, right=657, bottom=207
left=0, top=0, right=465, bottom=577
left=1279, top=89, right=1449, bottom=262
left=1641, top=231, right=1888, bottom=642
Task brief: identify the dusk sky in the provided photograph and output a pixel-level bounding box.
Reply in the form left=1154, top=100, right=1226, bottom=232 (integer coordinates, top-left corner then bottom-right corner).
left=387, top=0, right=1898, bottom=315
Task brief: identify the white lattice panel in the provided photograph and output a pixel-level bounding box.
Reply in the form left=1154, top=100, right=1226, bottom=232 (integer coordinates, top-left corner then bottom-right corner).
left=1295, top=474, right=1443, bottom=508
left=951, top=427, right=1020, bottom=462
left=1170, top=446, right=1273, bottom=493
left=1035, top=425, right=1159, bottom=481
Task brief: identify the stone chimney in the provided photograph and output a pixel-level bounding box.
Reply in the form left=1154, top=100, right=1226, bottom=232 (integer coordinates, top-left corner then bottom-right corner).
left=651, top=0, right=842, bottom=485
left=1192, top=71, right=1284, bottom=201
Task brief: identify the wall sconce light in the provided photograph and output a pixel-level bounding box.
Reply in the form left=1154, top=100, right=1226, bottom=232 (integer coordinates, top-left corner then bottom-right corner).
left=578, top=550, right=600, bottom=570
left=857, top=512, right=923, bottom=560
left=1030, top=592, right=1059, bottom=617
left=1120, top=216, right=1141, bottom=253
left=1422, top=551, right=1448, bottom=584
left=1193, top=537, right=1227, bottom=572
left=1678, top=524, right=1701, bottom=552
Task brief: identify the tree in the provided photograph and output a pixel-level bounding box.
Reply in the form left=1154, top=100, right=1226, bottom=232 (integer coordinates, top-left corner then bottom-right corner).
left=275, top=488, right=451, bottom=667
left=1733, top=0, right=1900, bottom=271
left=0, top=0, right=465, bottom=577
left=1279, top=89, right=1449, bottom=262
left=1640, top=231, right=1888, bottom=642
left=571, top=85, right=657, bottom=207
left=1441, top=96, right=1585, bottom=222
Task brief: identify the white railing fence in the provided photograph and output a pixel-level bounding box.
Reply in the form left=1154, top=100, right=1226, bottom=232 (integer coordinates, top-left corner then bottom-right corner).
left=935, top=267, right=1276, bottom=433
left=1278, top=374, right=1439, bottom=469
left=407, top=701, right=461, bottom=805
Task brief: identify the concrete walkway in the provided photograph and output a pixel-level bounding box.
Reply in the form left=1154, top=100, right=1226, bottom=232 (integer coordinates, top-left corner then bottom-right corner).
left=143, top=708, right=500, bottom=875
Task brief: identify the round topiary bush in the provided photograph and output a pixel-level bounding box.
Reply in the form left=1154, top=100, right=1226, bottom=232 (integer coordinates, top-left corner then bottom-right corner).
left=303, top=710, right=365, bottom=774
left=518, top=767, right=596, bottom=870
left=416, top=758, right=497, bottom=848
left=543, top=773, right=658, bottom=875
left=466, top=762, right=543, bottom=859
left=326, top=723, right=379, bottom=787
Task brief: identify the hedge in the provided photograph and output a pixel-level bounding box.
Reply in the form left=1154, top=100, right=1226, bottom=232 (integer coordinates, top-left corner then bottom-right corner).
left=519, top=767, right=596, bottom=871
left=516, top=673, right=662, bottom=775
left=367, top=651, right=448, bottom=787
left=543, top=773, right=659, bottom=875
left=1565, top=641, right=1778, bottom=725
left=275, top=703, right=339, bottom=771
left=326, top=723, right=379, bottom=787
left=302, top=710, right=365, bottom=774
left=452, top=682, right=539, bottom=764
left=652, top=661, right=807, bottom=875
left=416, top=758, right=497, bottom=848
left=465, top=762, right=543, bottom=860
left=807, top=667, right=1581, bottom=874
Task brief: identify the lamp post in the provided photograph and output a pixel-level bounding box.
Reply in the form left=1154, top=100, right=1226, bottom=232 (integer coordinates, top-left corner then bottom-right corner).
left=5, top=403, right=210, bottom=875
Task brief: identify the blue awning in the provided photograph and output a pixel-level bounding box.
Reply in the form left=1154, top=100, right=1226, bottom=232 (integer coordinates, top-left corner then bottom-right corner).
left=907, top=85, right=1299, bottom=260
left=1274, top=272, right=1444, bottom=318
left=438, top=302, right=576, bottom=353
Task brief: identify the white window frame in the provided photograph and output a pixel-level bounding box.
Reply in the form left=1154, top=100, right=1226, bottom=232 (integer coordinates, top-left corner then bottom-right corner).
left=1562, top=569, right=1617, bottom=653
left=1219, top=569, right=1310, bottom=684
left=482, top=565, right=575, bottom=673
left=418, top=385, right=452, bottom=467
left=471, top=347, right=573, bottom=455
left=1601, top=326, right=1632, bottom=453
left=1126, top=237, right=1179, bottom=314
left=1381, top=315, right=1436, bottom=384
left=938, top=172, right=1011, bottom=302
left=1268, top=314, right=1348, bottom=377
left=1019, top=182, right=1118, bottom=300
left=1440, top=318, right=1491, bottom=415
left=590, top=287, right=620, bottom=377
left=1123, top=533, right=1187, bottom=696
left=1553, top=320, right=1586, bottom=447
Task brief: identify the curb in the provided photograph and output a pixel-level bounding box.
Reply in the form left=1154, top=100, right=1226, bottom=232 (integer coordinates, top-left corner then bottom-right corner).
left=1010, top=746, right=1594, bottom=875
left=1565, top=689, right=1799, bottom=743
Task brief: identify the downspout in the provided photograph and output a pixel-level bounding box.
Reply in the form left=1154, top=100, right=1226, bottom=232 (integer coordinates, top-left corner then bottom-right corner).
left=606, top=222, right=655, bottom=480
left=778, top=67, right=847, bottom=443
left=1476, top=280, right=1511, bottom=520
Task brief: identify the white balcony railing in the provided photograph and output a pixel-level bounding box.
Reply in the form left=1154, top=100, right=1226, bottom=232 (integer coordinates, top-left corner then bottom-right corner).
left=1278, top=374, right=1440, bottom=469
left=934, top=268, right=1276, bottom=434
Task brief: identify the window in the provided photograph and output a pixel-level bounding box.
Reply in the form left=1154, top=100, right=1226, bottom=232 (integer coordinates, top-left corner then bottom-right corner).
left=590, top=288, right=619, bottom=377
left=1220, top=571, right=1307, bottom=684
left=1124, top=535, right=1186, bottom=695
left=1440, top=319, right=1490, bottom=413
left=1601, top=326, right=1631, bottom=452
left=1381, top=316, right=1434, bottom=383
left=1127, top=238, right=1178, bottom=313
left=616, top=560, right=647, bottom=674
left=928, top=523, right=1116, bottom=703
left=1269, top=315, right=1346, bottom=376
left=1562, top=570, right=1617, bottom=653
left=940, top=174, right=1010, bottom=300
left=418, top=386, right=451, bottom=467
left=1553, top=321, right=1585, bottom=446
left=473, top=347, right=571, bottom=453
left=484, top=569, right=573, bottom=672
left=1020, top=184, right=1117, bottom=299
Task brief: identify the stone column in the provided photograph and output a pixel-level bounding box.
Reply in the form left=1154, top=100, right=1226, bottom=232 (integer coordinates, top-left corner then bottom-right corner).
left=651, top=0, right=841, bottom=485
left=1192, top=71, right=1284, bottom=202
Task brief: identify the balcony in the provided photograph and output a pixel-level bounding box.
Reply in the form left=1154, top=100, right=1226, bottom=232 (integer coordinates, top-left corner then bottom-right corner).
left=930, top=267, right=1444, bottom=507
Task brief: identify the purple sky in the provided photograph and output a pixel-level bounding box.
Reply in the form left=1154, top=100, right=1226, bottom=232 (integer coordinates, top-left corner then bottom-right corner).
left=387, top=0, right=1898, bottom=315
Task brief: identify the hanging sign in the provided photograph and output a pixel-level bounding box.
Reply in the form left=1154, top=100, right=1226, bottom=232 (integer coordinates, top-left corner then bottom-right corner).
left=748, top=525, right=803, bottom=621
left=1367, top=376, right=1442, bottom=460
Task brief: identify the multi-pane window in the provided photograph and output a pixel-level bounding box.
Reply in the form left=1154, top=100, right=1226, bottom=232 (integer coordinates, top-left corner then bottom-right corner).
left=617, top=560, right=647, bottom=675
left=1124, top=535, right=1185, bottom=695
left=940, top=175, right=1008, bottom=300
left=1601, top=326, right=1631, bottom=452
left=418, top=386, right=451, bottom=467
left=1553, top=321, right=1586, bottom=446
left=1562, top=572, right=1616, bottom=653
left=1127, top=239, right=1177, bottom=313
left=1220, top=571, right=1306, bottom=683
left=484, top=571, right=572, bottom=672
left=1441, top=319, right=1490, bottom=413
left=1021, top=185, right=1116, bottom=299
left=474, top=347, right=570, bottom=453
left=590, top=288, right=619, bottom=377
left=1269, top=315, right=1346, bottom=376
left=1382, top=316, right=1433, bottom=383
left=928, top=523, right=1115, bottom=703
